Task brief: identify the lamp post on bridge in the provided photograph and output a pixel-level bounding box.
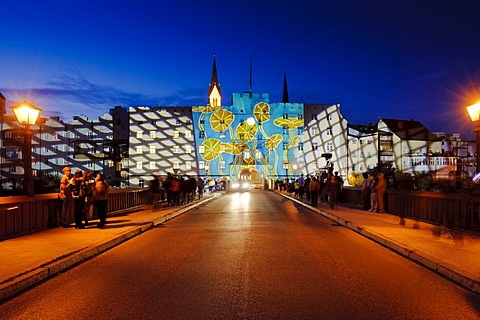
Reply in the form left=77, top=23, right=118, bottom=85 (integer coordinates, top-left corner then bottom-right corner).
left=11, top=101, right=41, bottom=197
left=466, top=102, right=480, bottom=177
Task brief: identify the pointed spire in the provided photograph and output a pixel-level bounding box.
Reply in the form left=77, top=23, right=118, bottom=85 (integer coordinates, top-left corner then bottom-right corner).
left=282, top=70, right=290, bottom=103
left=209, top=54, right=221, bottom=98
left=208, top=54, right=222, bottom=107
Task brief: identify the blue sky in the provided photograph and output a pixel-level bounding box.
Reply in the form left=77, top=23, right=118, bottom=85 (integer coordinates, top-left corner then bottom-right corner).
left=1, top=0, right=480, bottom=137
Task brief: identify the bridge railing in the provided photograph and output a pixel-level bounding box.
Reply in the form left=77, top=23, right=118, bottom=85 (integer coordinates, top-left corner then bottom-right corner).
left=342, top=187, right=480, bottom=232
left=0, top=188, right=151, bottom=241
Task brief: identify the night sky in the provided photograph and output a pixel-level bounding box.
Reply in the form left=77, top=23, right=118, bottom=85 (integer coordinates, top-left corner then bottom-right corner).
left=1, top=0, right=480, bottom=137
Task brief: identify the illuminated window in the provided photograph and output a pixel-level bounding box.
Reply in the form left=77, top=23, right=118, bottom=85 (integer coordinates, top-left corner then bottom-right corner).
left=312, top=142, right=318, bottom=151
left=136, top=162, right=142, bottom=169
left=174, top=131, right=179, bottom=138
left=185, top=145, right=192, bottom=154
left=255, top=150, right=262, bottom=158
left=150, top=131, right=156, bottom=139
left=199, top=161, right=205, bottom=169
left=136, top=146, right=142, bottom=154
left=199, top=145, right=205, bottom=153
left=186, top=161, right=192, bottom=170
left=150, top=145, right=156, bottom=154
left=173, top=162, right=180, bottom=169
left=244, top=151, right=250, bottom=159
left=326, top=127, right=332, bottom=135
left=326, top=142, right=333, bottom=151
left=185, top=130, right=192, bottom=139
left=173, top=145, right=180, bottom=153
left=220, top=144, right=225, bottom=153
left=150, top=161, right=155, bottom=169
left=220, top=131, right=226, bottom=138
left=136, top=131, right=142, bottom=139
left=220, top=160, right=226, bottom=169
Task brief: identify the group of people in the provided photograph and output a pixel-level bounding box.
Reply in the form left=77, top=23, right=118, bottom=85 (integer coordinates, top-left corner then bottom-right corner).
left=361, top=172, right=387, bottom=213
left=276, top=171, right=344, bottom=209
left=277, top=170, right=388, bottom=213
left=150, top=174, right=209, bottom=209
left=59, top=166, right=109, bottom=229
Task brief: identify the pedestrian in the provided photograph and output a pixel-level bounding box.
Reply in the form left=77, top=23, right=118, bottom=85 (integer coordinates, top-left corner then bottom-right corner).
left=304, top=174, right=311, bottom=201
left=81, top=170, right=94, bottom=226
left=375, top=172, right=387, bottom=213
left=70, top=169, right=85, bottom=229
left=309, top=177, right=320, bottom=206
left=334, top=172, right=344, bottom=203
left=150, top=175, right=161, bottom=210
left=324, top=174, right=340, bottom=209
left=369, top=174, right=378, bottom=212
left=298, top=174, right=305, bottom=199
left=361, top=172, right=371, bottom=211
left=59, top=166, right=73, bottom=227
left=163, top=172, right=173, bottom=205
left=171, top=175, right=181, bottom=205
left=93, top=173, right=109, bottom=228
left=197, top=177, right=205, bottom=199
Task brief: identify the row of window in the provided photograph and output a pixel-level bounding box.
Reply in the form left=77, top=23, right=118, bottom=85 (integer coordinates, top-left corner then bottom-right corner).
left=136, top=161, right=194, bottom=170
left=135, top=145, right=194, bottom=154
left=136, top=130, right=192, bottom=139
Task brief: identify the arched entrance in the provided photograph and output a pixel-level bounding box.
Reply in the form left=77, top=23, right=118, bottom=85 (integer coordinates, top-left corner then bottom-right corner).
left=237, top=167, right=264, bottom=186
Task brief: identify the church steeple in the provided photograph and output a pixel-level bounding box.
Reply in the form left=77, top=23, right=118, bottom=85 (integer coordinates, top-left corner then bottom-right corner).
left=282, top=70, right=290, bottom=103
left=208, top=54, right=222, bottom=107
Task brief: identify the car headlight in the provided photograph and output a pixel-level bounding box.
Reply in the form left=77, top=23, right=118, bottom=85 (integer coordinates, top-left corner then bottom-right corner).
left=232, top=182, right=240, bottom=189
left=242, top=182, right=249, bottom=189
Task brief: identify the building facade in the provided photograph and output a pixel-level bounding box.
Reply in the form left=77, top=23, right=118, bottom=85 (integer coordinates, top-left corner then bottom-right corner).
left=0, top=57, right=476, bottom=192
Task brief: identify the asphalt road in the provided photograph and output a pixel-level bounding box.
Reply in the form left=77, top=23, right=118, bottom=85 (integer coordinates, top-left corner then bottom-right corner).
left=1, top=190, right=480, bottom=319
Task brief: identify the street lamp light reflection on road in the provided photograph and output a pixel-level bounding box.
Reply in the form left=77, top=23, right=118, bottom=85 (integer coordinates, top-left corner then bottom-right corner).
left=11, top=100, right=41, bottom=197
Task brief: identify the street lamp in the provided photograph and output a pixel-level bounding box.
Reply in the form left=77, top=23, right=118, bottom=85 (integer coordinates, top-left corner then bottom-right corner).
left=11, top=100, right=41, bottom=197
left=466, top=102, right=480, bottom=174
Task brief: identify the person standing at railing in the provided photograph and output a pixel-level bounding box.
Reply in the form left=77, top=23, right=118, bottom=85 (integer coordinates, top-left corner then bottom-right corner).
left=375, top=172, right=387, bottom=213
left=93, top=173, right=109, bottom=228
left=70, top=170, right=85, bottom=229
left=59, top=166, right=73, bottom=227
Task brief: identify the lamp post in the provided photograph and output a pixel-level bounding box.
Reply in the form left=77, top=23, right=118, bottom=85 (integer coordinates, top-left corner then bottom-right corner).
left=466, top=102, right=480, bottom=174
left=11, top=101, right=41, bottom=197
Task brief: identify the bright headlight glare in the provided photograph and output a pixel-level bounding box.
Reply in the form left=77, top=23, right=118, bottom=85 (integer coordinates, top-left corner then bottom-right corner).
left=242, top=182, right=249, bottom=189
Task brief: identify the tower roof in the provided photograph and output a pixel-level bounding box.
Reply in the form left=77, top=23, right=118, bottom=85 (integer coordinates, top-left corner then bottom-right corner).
left=208, top=55, right=221, bottom=98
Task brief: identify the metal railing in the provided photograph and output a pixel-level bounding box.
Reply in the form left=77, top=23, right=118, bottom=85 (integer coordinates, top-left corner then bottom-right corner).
left=0, top=188, right=151, bottom=241
left=343, top=187, right=480, bottom=232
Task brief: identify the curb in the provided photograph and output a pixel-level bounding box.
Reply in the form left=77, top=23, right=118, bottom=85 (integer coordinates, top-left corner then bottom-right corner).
left=0, top=193, right=220, bottom=303
left=277, top=192, right=480, bottom=293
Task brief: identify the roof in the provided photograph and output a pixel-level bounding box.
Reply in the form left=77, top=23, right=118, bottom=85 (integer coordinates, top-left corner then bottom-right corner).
left=380, top=118, right=439, bottom=141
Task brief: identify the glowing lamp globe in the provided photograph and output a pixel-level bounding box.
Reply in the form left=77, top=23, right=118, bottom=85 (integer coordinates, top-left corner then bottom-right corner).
left=12, top=101, right=41, bottom=126
left=466, top=102, right=480, bottom=122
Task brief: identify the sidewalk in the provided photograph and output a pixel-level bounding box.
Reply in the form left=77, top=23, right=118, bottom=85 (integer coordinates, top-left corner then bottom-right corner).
left=0, top=194, right=220, bottom=303
left=278, top=191, right=480, bottom=293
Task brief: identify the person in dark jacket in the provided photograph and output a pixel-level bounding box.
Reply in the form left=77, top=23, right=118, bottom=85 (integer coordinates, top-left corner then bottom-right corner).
left=70, top=169, right=85, bottom=229
left=93, top=173, right=109, bottom=228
